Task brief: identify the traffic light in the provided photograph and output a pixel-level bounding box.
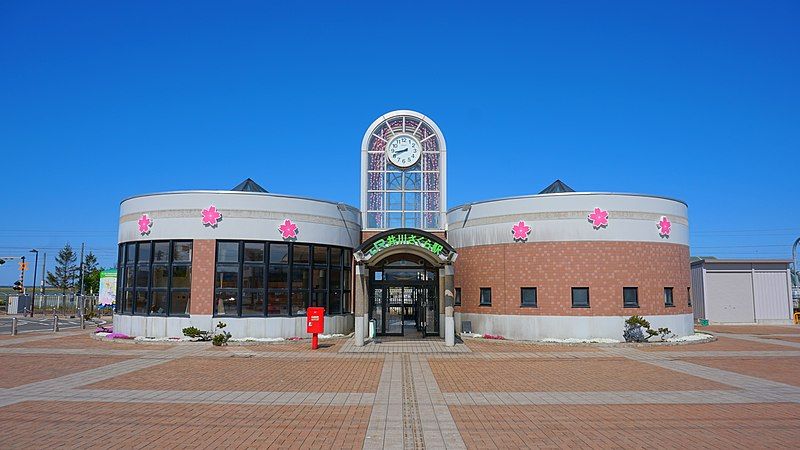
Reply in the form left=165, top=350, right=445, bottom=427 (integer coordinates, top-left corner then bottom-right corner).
left=12, top=281, right=23, bottom=292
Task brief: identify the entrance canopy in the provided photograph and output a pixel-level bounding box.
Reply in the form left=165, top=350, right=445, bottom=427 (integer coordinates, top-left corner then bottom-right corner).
left=354, top=228, right=457, bottom=265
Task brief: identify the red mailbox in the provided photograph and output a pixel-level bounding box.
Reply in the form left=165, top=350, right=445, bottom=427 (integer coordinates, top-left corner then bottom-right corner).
left=307, top=307, right=325, bottom=349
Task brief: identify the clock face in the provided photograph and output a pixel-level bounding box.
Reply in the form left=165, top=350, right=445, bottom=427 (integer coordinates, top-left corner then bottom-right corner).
left=386, top=134, right=421, bottom=168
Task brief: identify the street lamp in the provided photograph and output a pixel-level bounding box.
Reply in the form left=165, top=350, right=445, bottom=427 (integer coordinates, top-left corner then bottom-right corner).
left=29, top=249, right=39, bottom=317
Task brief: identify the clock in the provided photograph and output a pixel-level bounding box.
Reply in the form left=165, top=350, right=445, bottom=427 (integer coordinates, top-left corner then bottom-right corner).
left=386, top=134, right=421, bottom=168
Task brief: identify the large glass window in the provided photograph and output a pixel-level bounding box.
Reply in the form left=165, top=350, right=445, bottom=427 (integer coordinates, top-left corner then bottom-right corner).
left=116, top=241, right=192, bottom=316
left=364, top=115, right=444, bottom=231
left=212, top=241, right=352, bottom=317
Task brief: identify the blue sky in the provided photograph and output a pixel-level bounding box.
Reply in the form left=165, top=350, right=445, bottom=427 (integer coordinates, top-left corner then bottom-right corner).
left=1, top=1, right=798, bottom=285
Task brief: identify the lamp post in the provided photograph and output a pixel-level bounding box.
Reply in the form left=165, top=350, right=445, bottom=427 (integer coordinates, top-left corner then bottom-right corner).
left=30, top=249, right=39, bottom=317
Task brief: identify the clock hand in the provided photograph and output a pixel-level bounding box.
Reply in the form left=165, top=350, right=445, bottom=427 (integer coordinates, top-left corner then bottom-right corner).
left=394, top=148, right=409, bottom=155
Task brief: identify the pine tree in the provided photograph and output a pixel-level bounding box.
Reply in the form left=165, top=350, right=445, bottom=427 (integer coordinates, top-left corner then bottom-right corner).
left=46, top=244, right=78, bottom=294
left=82, top=251, right=101, bottom=294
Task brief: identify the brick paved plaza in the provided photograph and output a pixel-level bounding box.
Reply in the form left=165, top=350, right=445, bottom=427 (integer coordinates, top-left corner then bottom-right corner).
left=1, top=326, right=799, bottom=449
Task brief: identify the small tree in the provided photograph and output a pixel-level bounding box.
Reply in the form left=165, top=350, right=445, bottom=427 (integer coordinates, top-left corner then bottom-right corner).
left=624, top=315, right=673, bottom=342
left=47, top=244, right=78, bottom=294
left=81, top=252, right=101, bottom=294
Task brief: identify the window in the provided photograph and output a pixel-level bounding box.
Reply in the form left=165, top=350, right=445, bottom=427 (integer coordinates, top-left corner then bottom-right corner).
left=687, top=287, right=692, bottom=307
left=211, top=241, right=351, bottom=318
left=364, top=115, right=444, bottom=231
left=572, top=287, right=590, bottom=308
left=268, top=243, right=289, bottom=316
left=454, top=287, right=461, bottom=306
left=116, top=241, right=192, bottom=316
left=623, top=287, right=639, bottom=308
left=521, top=287, right=537, bottom=307
left=480, top=288, right=492, bottom=306
left=215, top=241, right=240, bottom=316
left=664, top=287, right=674, bottom=307
left=242, top=242, right=265, bottom=316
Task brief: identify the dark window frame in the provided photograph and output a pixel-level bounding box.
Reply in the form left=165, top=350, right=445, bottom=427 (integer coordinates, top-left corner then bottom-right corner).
left=664, top=287, right=674, bottom=307
left=571, top=287, right=590, bottom=308
left=520, top=287, right=537, bottom=307
left=687, top=287, right=692, bottom=307
left=622, top=287, right=639, bottom=308
left=454, top=287, right=461, bottom=306
left=211, top=240, right=352, bottom=318
left=117, top=240, right=192, bottom=317
left=479, top=287, right=492, bottom=306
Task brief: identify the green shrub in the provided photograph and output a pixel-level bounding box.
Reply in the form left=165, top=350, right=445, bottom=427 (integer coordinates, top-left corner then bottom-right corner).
left=182, top=326, right=211, bottom=341
left=623, top=315, right=673, bottom=342
left=210, top=321, right=231, bottom=346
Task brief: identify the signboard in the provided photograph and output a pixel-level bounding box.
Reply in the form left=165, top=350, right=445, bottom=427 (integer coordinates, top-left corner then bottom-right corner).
left=364, top=233, right=448, bottom=259
left=98, top=269, right=117, bottom=307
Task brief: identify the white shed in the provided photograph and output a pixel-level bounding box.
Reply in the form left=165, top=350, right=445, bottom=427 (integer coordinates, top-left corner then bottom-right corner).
left=691, top=258, right=794, bottom=325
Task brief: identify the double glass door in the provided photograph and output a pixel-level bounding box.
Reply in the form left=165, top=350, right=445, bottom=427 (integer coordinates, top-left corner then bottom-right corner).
left=371, top=285, right=438, bottom=337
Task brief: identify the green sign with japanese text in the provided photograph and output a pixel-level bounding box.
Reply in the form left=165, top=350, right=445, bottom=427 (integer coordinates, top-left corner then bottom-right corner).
left=365, top=233, right=447, bottom=259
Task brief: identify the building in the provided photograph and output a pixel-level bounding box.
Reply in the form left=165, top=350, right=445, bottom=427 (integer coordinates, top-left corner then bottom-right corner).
left=691, top=258, right=794, bottom=324
left=114, top=110, right=693, bottom=342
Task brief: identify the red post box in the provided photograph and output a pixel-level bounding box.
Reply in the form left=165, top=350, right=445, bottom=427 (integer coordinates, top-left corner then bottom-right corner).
left=307, top=307, right=324, bottom=349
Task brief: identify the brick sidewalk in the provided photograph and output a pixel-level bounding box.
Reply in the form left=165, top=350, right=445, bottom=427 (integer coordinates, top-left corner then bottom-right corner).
left=0, top=325, right=799, bottom=448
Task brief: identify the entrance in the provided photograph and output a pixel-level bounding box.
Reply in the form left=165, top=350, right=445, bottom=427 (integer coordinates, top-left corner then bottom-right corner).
left=369, top=255, right=439, bottom=337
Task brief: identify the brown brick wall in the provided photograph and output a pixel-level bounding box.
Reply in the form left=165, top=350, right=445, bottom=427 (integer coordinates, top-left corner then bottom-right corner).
left=453, top=241, right=691, bottom=317
left=190, top=239, right=216, bottom=315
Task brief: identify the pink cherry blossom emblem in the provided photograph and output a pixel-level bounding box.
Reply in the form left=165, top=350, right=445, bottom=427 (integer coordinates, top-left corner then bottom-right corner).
left=511, top=220, right=532, bottom=241
left=201, top=205, right=222, bottom=227
left=588, top=207, right=609, bottom=228
left=278, top=219, right=298, bottom=239
left=657, top=216, right=671, bottom=237
left=137, top=214, right=153, bottom=235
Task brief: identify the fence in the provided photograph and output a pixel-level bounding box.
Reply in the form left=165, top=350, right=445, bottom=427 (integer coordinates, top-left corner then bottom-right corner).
left=2, top=294, right=101, bottom=317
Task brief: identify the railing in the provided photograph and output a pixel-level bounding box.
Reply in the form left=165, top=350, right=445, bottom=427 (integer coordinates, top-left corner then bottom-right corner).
left=2, top=294, right=100, bottom=317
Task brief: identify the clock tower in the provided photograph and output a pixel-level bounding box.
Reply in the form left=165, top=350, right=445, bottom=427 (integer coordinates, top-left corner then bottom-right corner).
left=360, top=110, right=447, bottom=231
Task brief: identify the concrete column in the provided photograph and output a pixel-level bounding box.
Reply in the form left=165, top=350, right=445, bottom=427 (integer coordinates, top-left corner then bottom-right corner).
left=444, top=264, right=455, bottom=346
left=354, top=264, right=369, bottom=346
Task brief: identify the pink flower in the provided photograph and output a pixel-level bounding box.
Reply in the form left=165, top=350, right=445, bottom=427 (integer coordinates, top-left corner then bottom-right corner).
left=658, top=216, right=671, bottom=237
left=588, top=208, right=609, bottom=228
left=201, top=205, right=222, bottom=227
left=511, top=220, right=532, bottom=241
left=137, top=214, right=153, bottom=235
left=279, top=219, right=298, bottom=239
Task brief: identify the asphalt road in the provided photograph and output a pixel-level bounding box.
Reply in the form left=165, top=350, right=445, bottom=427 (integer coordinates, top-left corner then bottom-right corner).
left=0, top=317, right=85, bottom=334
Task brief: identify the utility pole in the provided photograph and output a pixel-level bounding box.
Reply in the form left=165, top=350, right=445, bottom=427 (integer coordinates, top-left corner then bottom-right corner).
left=78, top=243, right=85, bottom=325
left=20, top=256, right=26, bottom=295
left=41, top=252, right=46, bottom=296
left=41, top=252, right=46, bottom=317
left=30, top=249, right=39, bottom=317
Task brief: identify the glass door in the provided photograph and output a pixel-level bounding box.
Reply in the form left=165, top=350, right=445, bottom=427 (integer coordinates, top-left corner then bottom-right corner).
left=424, top=287, right=438, bottom=336
left=371, top=287, right=383, bottom=335
left=414, top=287, right=438, bottom=337
left=385, top=286, right=404, bottom=335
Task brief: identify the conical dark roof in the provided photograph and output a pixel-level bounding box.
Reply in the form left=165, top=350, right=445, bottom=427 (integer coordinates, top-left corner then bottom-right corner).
left=231, top=178, right=268, bottom=193
left=538, top=179, right=575, bottom=194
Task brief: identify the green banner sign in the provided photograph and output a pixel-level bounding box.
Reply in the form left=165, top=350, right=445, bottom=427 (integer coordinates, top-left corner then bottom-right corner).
left=365, top=233, right=447, bottom=259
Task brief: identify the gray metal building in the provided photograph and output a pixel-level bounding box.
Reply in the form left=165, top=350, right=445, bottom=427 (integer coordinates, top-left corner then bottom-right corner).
left=691, top=258, right=794, bottom=324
